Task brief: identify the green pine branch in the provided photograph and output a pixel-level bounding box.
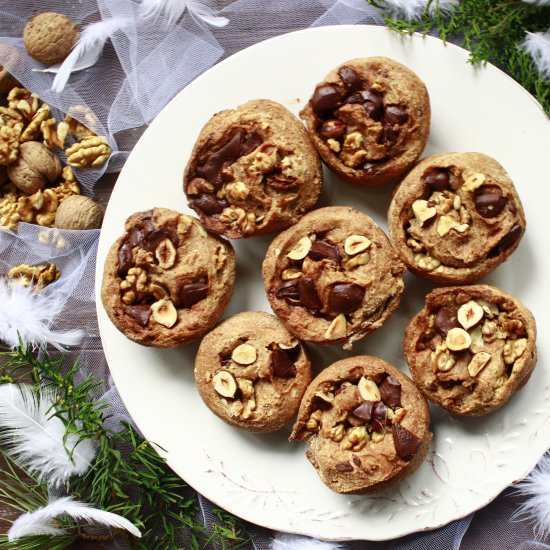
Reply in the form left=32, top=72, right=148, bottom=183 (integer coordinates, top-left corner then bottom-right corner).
left=0, top=344, right=249, bottom=549
left=369, top=0, right=550, bottom=115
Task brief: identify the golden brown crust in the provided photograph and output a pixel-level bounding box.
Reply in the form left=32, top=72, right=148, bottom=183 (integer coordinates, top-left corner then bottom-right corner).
left=290, top=356, right=431, bottom=494
left=194, top=312, right=312, bottom=432
left=404, top=285, right=537, bottom=415
left=388, top=152, right=526, bottom=284
left=262, top=206, right=406, bottom=349
left=184, top=99, right=322, bottom=238
left=101, top=207, right=235, bottom=348
left=23, top=12, right=78, bottom=65
left=300, top=57, right=430, bottom=186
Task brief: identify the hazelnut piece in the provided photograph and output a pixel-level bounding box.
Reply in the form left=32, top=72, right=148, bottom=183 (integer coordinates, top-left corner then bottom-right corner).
left=446, top=327, right=472, bottom=351
left=344, top=235, right=371, bottom=256
left=287, top=236, right=312, bottom=260
left=467, top=351, right=491, bottom=377
left=231, top=343, right=257, bottom=365
left=324, top=313, right=346, bottom=340
left=7, top=141, right=62, bottom=194
left=54, top=195, right=104, bottom=230
left=412, top=199, right=436, bottom=224
left=150, top=298, right=178, bottom=328
left=23, top=12, right=78, bottom=65
left=213, top=371, right=237, bottom=398
left=462, top=172, right=486, bottom=192
left=155, top=238, right=176, bottom=269
left=457, top=300, right=484, bottom=330
left=358, top=377, right=381, bottom=401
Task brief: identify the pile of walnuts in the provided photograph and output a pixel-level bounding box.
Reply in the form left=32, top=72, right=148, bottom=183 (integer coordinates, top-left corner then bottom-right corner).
left=0, top=85, right=110, bottom=230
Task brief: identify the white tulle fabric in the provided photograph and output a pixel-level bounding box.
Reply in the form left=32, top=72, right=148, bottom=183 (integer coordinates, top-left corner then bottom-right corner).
left=0, top=1, right=549, bottom=548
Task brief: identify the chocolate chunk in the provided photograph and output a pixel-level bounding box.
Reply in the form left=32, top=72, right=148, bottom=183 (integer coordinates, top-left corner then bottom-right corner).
left=191, top=195, right=227, bottom=216
left=180, top=282, right=208, bottom=307
left=392, top=423, right=422, bottom=461
left=338, top=66, right=362, bottom=92
left=363, top=88, right=384, bottom=121
left=327, top=283, right=364, bottom=314
left=312, top=395, right=332, bottom=410
left=474, top=185, right=507, bottom=218
left=379, top=375, right=401, bottom=409
left=308, top=240, right=341, bottom=263
left=311, top=84, right=341, bottom=114
left=508, top=202, right=517, bottom=215
left=127, top=226, right=145, bottom=248
left=352, top=456, right=362, bottom=466
left=142, top=228, right=179, bottom=252
left=434, top=306, right=459, bottom=337
left=196, top=128, right=262, bottom=185
left=276, top=280, right=300, bottom=302
left=488, top=224, right=523, bottom=258
left=319, top=119, right=346, bottom=139
left=378, top=123, right=397, bottom=144
left=372, top=401, right=387, bottom=431
left=117, top=241, right=133, bottom=275
left=240, top=131, right=262, bottom=156
left=384, top=105, right=409, bottom=125
left=125, top=305, right=151, bottom=326
left=424, top=167, right=450, bottom=191
left=270, top=348, right=297, bottom=378
left=335, top=462, right=354, bottom=473
left=352, top=401, right=374, bottom=422
left=298, top=277, right=322, bottom=311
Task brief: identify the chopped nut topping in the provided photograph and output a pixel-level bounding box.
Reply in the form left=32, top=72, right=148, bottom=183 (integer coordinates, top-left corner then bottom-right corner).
left=345, top=251, right=370, bottom=269
left=344, top=234, right=371, bottom=256
left=324, top=313, right=346, bottom=340
left=436, top=214, right=460, bottom=237
left=358, top=376, right=380, bottom=401
left=457, top=300, right=484, bottom=330
left=503, top=338, right=528, bottom=365
left=412, top=199, right=437, bottom=224
left=150, top=298, right=178, bottom=328
left=414, top=253, right=441, bottom=271
left=287, top=236, right=312, bottom=260
left=371, top=431, right=384, bottom=443
left=231, top=343, right=257, bottom=365
left=446, top=327, right=472, bottom=351
left=329, top=424, right=345, bottom=442
left=154, top=238, right=176, bottom=269
left=462, top=172, right=486, bottom=192
left=467, top=351, right=491, bottom=377
left=213, top=370, right=237, bottom=398
left=281, top=268, right=302, bottom=280
left=236, top=378, right=254, bottom=399
left=225, top=180, right=249, bottom=202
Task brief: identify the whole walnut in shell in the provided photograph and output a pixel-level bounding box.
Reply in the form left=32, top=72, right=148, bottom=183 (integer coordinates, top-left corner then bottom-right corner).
left=55, top=195, right=104, bottom=230
left=23, top=12, right=78, bottom=65
left=7, top=141, right=62, bottom=194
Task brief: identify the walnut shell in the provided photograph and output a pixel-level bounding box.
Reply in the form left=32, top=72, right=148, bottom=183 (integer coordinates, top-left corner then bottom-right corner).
left=54, top=195, right=104, bottom=230
left=7, top=141, right=62, bottom=194
left=23, top=12, right=78, bottom=65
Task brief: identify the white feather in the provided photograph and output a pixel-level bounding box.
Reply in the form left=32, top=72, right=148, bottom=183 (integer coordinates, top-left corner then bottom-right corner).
left=378, top=0, right=459, bottom=20
left=8, top=496, right=141, bottom=540
left=139, top=0, right=229, bottom=28
left=513, top=453, right=550, bottom=538
left=51, top=17, right=130, bottom=93
left=0, top=384, right=97, bottom=487
left=271, top=534, right=346, bottom=550
left=522, top=0, right=550, bottom=6
left=522, top=31, right=550, bottom=80
left=0, top=277, right=84, bottom=350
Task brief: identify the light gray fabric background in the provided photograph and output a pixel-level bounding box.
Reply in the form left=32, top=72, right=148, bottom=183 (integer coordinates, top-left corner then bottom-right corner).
left=0, top=1, right=548, bottom=548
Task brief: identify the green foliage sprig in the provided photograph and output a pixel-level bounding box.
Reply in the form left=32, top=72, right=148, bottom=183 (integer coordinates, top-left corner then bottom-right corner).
left=370, top=0, right=550, bottom=115
left=0, top=344, right=250, bottom=549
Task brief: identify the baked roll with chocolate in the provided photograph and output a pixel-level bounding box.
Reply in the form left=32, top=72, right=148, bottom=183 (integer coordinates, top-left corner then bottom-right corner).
left=194, top=312, right=311, bottom=432
left=263, top=206, right=406, bottom=349
left=404, top=285, right=537, bottom=415
left=102, top=208, right=235, bottom=347
left=184, top=99, right=323, bottom=238
left=290, top=356, right=432, bottom=494
left=300, top=57, right=430, bottom=186
left=388, top=152, right=526, bottom=284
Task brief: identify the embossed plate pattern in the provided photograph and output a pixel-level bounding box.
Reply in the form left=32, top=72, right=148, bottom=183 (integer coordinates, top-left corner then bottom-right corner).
left=96, top=26, right=550, bottom=540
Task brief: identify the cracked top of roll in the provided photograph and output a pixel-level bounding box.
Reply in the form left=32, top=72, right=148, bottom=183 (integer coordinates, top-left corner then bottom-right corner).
left=300, top=57, right=430, bottom=186
left=387, top=152, right=526, bottom=284
left=262, top=206, right=406, bottom=349
left=184, top=99, right=323, bottom=239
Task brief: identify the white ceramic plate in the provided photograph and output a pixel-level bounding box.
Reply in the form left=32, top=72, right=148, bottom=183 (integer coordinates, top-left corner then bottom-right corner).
left=95, top=25, right=550, bottom=541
